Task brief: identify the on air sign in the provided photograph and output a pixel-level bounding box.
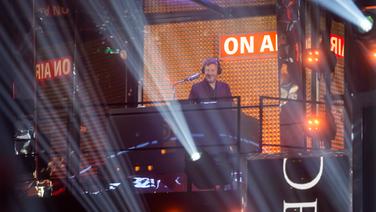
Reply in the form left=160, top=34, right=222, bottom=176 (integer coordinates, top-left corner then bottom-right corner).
left=330, top=34, right=345, bottom=58
left=220, top=32, right=345, bottom=59
left=38, top=5, right=70, bottom=17
left=220, top=32, right=278, bottom=60
left=36, top=57, right=72, bottom=81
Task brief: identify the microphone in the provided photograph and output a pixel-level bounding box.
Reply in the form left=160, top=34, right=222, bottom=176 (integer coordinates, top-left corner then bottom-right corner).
left=184, top=72, right=201, bottom=81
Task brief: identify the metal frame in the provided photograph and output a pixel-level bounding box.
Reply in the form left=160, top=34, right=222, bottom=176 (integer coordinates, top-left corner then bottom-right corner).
left=259, top=95, right=346, bottom=152
left=145, top=4, right=276, bottom=25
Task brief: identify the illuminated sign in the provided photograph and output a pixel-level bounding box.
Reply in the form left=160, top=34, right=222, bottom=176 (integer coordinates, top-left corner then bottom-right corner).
left=330, top=34, right=345, bottom=58
left=38, top=5, right=70, bottom=17
left=220, top=32, right=345, bottom=59
left=282, top=157, right=324, bottom=211
left=247, top=155, right=350, bottom=211
left=35, top=57, right=72, bottom=81
left=132, top=177, right=159, bottom=189
left=220, top=32, right=278, bottom=59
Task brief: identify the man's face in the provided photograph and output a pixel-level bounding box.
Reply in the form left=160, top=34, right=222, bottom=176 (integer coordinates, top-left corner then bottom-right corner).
left=204, top=63, right=218, bottom=83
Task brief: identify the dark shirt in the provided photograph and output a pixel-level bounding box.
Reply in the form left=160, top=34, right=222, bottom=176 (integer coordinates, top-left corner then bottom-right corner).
left=188, top=79, right=232, bottom=103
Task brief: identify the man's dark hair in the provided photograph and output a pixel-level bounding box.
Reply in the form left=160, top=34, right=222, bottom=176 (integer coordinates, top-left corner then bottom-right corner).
left=201, top=58, right=222, bottom=74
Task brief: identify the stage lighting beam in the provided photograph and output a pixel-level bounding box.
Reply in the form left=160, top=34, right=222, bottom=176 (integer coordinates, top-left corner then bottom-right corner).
left=313, top=0, right=373, bottom=34
left=360, top=17, right=373, bottom=33
left=191, top=152, right=201, bottom=161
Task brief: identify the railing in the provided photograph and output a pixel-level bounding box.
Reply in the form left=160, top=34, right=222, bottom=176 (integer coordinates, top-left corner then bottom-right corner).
left=258, top=95, right=346, bottom=152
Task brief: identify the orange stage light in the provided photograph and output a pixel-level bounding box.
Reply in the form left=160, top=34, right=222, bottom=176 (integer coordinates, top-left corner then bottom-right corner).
left=304, top=49, right=321, bottom=70
left=305, top=113, right=332, bottom=139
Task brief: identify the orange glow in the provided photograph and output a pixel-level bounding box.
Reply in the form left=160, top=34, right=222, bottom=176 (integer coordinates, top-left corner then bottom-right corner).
left=166, top=208, right=183, bottom=212
left=147, top=165, right=153, bottom=171
left=134, top=166, right=141, bottom=172
left=365, top=6, right=376, bottom=10
left=306, top=116, right=321, bottom=133
left=161, top=149, right=167, bottom=155
left=305, top=114, right=332, bottom=139
left=230, top=208, right=243, bottom=212
left=373, top=52, right=376, bottom=58
left=145, top=20, right=280, bottom=154
left=304, top=49, right=321, bottom=69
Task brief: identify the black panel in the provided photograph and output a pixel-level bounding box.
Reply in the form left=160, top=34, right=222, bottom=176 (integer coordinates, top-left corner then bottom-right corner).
left=362, top=106, right=376, bottom=211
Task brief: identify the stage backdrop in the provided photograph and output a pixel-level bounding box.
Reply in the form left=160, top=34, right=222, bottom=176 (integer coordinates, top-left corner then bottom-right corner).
left=143, top=15, right=280, bottom=153
left=144, top=0, right=275, bottom=13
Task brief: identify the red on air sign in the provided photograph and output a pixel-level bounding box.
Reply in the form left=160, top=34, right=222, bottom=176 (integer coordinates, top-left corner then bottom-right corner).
left=330, top=34, right=345, bottom=58
left=36, top=57, right=72, bottom=81
left=38, top=5, right=70, bottom=17
left=220, top=32, right=278, bottom=60
left=220, top=32, right=345, bottom=59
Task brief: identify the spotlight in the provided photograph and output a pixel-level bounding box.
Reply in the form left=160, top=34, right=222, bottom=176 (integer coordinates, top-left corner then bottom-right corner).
left=354, top=9, right=376, bottom=38
left=104, top=46, right=118, bottom=54
left=104, top=47, right=127, bottom=60
left=160, top=149, right=167, bottom=155
left=360, top=16, right=373, bottom=33
left=369, top=51, right=376, bottom=63
left=303, top=49, right=321, bottom=70
left=306, top=116, right=321, bottom=134
left=119, top=49, right=128, bottom=60
left=313, top=0, right=375, bottom=37
left=185, top=150, right=231, bottom=189
left=304, top=113, right=336, bottom=141
left=190, top=152, right=201, bottom=161
left=134, top=165, right=141, bottom=172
